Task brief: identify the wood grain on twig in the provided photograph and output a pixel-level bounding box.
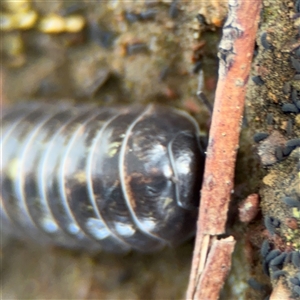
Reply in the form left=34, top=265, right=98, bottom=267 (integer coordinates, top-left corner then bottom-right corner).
left=186, top=0, right=261, bottom=298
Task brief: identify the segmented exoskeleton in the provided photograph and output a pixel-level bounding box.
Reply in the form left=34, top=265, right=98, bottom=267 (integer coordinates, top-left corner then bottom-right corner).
left=0, top=102, right=205, bottom=253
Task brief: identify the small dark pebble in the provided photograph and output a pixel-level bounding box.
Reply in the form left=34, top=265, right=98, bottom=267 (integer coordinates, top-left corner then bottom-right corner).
left=270, top=252, right=287, bottom=266
left=36, top=79, right=60, bottom=97
left=295, top=46, right=300, bottom=58
left=261, top=32, right=273, bottom=50
left=283, top=197, right=300, bottom=208
left=196, top=14, right=207, bottom=25
left=144, top=0, right=158, bottom=7
left=60, top=3, right=85, bottom=16
left=126, top=43, right=148, bottom=55
left=283, top=82, right=291, bottom=94
left=263, top=261, right=270, bottom=276
left=264, top=216, right=278, bottom=235
left=253, top=132, right=269, bottom=143
left=272, top=218, right=280, bottom=227
left=125, top=9, right=157, bottom=22
left=292, top=88, right=298, bottom=104
left=296, top=0, right=300, bottom=13
left=294, top=285, right=300, bottom=296
left=159, top=66, right=170, bottom=81
left=192, top=61, right=202, bottom=74
left=271, top=270, right=287, bottom=280
left=89, top=22, right=115, bottom=48
left=266, top=113, right=273, bottom=125
left=282, top=103, right=299, bottom=113
left=248, top=278, right=267, bottom=291
left=265, top=249, right=281, bottom=263
left=282, top=146, right=295, bottom=156
left=252, top=75, right=265, bottom=86
left=169, top=0, right=179, bottom=19
left=286, top=138, right=300, bottom=148
left=286, top=119, right=293, bottom=136
left=293, top=74, right=300, bottom=80
left=261, top=240, right=271, bottom=258
left=275, top=146, right=284, bottom=161
left=284, top=252, right=293, bottom=264
left=125, top=11, right=140, bottom=23
left=140, top=9, right=157, bottom=20
left=291, top=57, right=300, bottom=73
left=292, top=251, right=300, bottom=268
left=290, top=277, right=300, bottom=286
left=270, top=265, right=280, bottom=272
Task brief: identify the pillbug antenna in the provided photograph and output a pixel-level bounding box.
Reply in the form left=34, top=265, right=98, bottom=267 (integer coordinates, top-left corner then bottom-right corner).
left=196, top=69, right=213, bottom=115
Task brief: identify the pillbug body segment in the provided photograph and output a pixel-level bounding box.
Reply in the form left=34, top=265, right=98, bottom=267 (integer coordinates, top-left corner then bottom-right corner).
left=0, top=102, right=205, bottom=253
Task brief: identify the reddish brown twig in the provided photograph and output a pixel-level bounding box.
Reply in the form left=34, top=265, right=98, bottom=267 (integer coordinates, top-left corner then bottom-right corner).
left=186, top=0, right=261, bottom=299
left=194, top=237, right=236, bottom=299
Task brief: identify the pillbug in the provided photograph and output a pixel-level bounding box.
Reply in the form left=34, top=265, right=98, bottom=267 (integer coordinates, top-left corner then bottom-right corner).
left=264, top=216, right=280, bottom=236
left=283, top=197, right=300, bottom=209
left=286, top=138, right=300, bottom=148
left=260, top=32, right=273, bottom=50
left=0, top=102, right=205, bottom=253
left=292, top=251, right=300, bottom=268
left=294, top=286, right=300, bottom=297
left=271, top=270, right=287, bottom=280
left=284, top=251, right=292, bottom=264
left=282, top=103, right=299, bottom=114
left=247, top=278, right=267, bottom=292
left=265, top=250, right=281, bottom=263
left=260, top=240, right=271, bottom=258
left=290, top=277, right=300, bottom=286
left=274, top=146, right=284, bottom=161
left=283, top=82, right=291, bottom=95
left=291, top=57, right=300, bottom=73
left=253, top=132, right=269, bottom=143
left=269, top=252, right=286, bottom=267
left=252, top=75, right=265, bottom=86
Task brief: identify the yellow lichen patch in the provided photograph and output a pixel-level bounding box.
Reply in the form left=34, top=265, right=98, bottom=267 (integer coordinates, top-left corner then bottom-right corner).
left=73, top=171, right=86, bottom=184
left=295, top=114, right=300, bottom=126
left=162, top=197, right=173, bottom=209
left=292, top=208, right=300, bottom=219
left=3, top=0, right=31, bottom=13
left=262, top=170, right=278, bottom=186
left=64, top=15, right=85, bottom=33
left=6, top=158, right=20, bottom=181
left=1, top=0, right=37, bottom=31
left=108, top=142, right=121, bottom=157
left=15, top=10, right=38, bottom=30
left=38, top=14, right=66, bottom=33
left=1, top=10, right=38, bottom=31
left=38, top=14, right=85, bottom=33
